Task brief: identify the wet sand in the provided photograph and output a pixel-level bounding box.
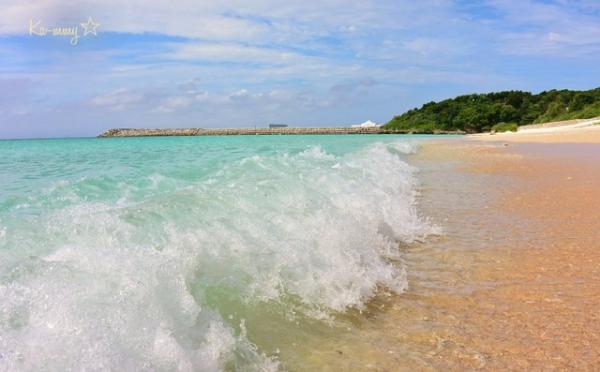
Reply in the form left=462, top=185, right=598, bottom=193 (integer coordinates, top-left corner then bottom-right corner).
left=293, top=138, right=599, bottom=370
left=411, top=140, right=600, bottom=369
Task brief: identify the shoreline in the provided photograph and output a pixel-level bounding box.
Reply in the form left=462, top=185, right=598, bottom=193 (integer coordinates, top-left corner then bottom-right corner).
left=408, top=138, right=600, bottom=369
left=98, top=127, right=466, bottom=137
left=304, top=136, right=599, bottom=370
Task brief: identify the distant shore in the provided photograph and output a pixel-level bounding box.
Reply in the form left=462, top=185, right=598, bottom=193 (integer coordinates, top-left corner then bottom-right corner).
left=98, top=127, right=466, bottom=137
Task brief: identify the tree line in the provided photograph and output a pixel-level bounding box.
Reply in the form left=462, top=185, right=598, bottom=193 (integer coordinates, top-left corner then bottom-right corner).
left=383, top=88, right=600, bottom=133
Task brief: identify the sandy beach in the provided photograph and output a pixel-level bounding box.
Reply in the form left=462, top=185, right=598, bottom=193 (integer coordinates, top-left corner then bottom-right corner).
left=443, top=142, right=597, bottom=368
left=470, top=118, right=600, bottom=143
left=411, top=129, right=600, bottom=369
left=296, top=128, right=600, bottom=370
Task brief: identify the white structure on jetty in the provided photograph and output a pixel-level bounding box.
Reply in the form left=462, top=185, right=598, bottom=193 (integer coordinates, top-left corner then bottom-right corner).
left=352, top=120, right=380, bottom=128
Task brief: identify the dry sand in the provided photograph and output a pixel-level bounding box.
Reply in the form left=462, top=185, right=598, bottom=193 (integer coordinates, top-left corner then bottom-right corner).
left=469, top=121, right=600, bottom=143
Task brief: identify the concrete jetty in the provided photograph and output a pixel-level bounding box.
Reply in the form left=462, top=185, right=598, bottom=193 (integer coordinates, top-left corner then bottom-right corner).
left=98, top=127, right=465, bottom=137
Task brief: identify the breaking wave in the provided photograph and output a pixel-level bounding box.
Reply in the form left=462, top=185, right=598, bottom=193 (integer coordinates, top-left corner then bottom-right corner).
left=0, top=137, right=437, bottom=370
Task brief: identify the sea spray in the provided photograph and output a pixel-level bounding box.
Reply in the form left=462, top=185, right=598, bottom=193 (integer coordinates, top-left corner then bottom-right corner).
left=0, top=135, right=438, bottom=370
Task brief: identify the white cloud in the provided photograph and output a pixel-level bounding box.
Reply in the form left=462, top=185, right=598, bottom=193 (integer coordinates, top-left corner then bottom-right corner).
left=488, top=0, right=600, bottom=56
left=89, top=83, right=334, bottom=117
left=166, top=42, right=306, bottom=64
left=157, top=96, right=192, bottom=112
left=0, top=0, right=346, bottom=38
left=3, top=0, right=598, bottom=60
left=2, top=0, right=599, bottom=139
left=91, top=88, right=143, bottom=111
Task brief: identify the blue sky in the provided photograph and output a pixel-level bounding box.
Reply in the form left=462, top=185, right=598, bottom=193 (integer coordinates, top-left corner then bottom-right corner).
left=0, top=0, right=599, bottom=138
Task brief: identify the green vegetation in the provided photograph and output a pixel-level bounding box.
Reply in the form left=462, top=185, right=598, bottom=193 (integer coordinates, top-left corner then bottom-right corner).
left=491, top=122, right=518, bottom=133
left=384, top=88, right=600, bottom=133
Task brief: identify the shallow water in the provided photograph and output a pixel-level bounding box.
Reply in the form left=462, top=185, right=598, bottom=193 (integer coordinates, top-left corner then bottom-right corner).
left=0, top=135, right=443, bottom=371
left=273, top=142, right=533, bottom=371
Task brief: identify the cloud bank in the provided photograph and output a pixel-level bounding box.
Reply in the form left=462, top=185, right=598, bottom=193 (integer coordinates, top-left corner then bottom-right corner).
left=0, top=0, right=599, bottom=138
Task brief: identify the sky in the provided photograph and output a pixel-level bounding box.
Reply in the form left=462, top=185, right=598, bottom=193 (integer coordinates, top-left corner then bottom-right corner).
left=0, top=0, right=599, bottom=139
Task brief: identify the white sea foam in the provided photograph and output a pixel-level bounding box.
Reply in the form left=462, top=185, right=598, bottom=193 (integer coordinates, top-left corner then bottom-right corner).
left=0, top=139, right=436, bottom=370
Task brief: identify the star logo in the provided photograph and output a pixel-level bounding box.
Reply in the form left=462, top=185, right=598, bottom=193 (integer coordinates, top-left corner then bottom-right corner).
left=80, top=16, right=100, bottom=36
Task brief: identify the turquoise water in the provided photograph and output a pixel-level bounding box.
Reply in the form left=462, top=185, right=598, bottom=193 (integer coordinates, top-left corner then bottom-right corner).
left=0, top=135, right=438, bottom=370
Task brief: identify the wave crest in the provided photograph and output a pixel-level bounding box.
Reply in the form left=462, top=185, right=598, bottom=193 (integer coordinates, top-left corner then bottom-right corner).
left=0, top=138, right=436, bottom=370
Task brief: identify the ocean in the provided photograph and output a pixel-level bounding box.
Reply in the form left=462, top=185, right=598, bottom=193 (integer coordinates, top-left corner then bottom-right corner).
left=0, top=135, right=441, bottom=371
